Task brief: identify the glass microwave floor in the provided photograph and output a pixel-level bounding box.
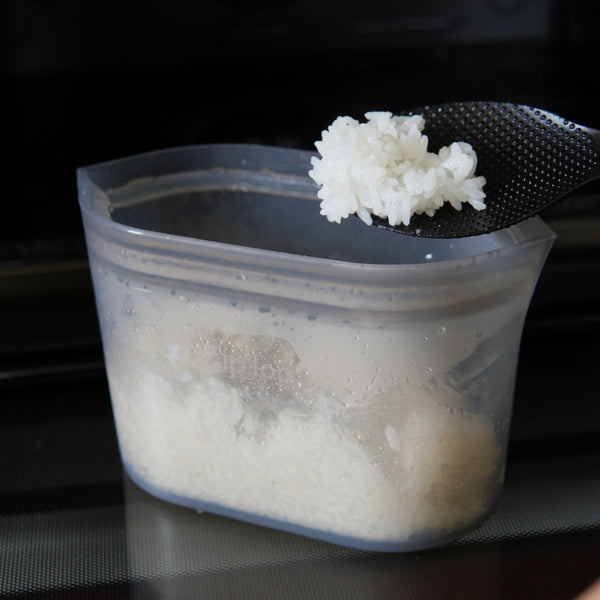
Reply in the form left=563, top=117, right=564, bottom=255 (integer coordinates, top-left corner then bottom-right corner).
left=2, top=415, right=599, bottom=600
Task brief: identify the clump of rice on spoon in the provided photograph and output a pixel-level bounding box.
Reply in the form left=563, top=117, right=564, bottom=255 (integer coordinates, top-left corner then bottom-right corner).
left=309, top=111, right=487, bottom=227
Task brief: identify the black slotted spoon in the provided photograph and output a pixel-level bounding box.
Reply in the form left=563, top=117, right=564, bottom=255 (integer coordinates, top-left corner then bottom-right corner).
left=371, top=102, right=600, bottom=238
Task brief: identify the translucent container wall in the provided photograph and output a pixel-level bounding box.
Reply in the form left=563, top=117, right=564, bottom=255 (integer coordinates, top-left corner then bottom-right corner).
left=77, top=144, right=555, bottom=551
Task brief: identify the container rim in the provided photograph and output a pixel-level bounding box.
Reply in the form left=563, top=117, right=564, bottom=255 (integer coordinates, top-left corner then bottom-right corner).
left=76, top=143, right=557, bottom=278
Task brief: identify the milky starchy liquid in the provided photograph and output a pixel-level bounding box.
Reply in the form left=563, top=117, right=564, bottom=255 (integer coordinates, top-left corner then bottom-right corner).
left=92, top=262, right=515, bottom=547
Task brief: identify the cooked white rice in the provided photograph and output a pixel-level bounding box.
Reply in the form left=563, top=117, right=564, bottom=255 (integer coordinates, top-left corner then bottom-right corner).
left=308, top=111, right=487, bottom=226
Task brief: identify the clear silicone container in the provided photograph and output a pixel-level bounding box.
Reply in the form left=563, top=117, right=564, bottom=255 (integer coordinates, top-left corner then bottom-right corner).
left=77, top=144, right=555, bottom=552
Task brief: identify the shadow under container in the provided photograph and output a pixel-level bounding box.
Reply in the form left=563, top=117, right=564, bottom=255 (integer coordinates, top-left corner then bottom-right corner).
left=77, top=144, right=555, bottom=552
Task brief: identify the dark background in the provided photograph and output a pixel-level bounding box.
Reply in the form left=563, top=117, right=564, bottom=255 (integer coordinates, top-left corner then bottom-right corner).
left=1, top=2, right=600, bottom=598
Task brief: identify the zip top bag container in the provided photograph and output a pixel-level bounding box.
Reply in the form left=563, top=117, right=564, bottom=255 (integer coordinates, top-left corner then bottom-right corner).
left=77, top=144, right=555, bottom=552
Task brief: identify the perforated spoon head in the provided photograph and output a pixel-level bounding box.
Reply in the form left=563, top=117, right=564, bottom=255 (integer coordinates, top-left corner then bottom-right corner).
left=373, top=102, right=600, bottom=238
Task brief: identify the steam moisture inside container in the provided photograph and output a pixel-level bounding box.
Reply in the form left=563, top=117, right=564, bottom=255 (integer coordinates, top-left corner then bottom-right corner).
left=98, top=273, right=510, bottom=547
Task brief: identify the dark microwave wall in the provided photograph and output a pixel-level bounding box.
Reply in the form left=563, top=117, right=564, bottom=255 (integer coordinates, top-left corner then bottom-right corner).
left=2, top=0, right=600, bottom=244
